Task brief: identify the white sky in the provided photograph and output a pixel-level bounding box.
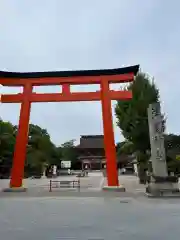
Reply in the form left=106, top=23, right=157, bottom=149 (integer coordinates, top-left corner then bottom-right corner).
left=0, top=0, right=180, bottom=145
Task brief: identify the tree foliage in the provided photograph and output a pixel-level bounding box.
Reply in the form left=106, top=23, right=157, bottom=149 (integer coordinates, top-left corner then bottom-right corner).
left=0, top=119, right=79, bottom=178
left=115, top=73, right=180, bottom=175
left=25, top=124, right=59, bottom=176
left=0, top=119, right=16, bottom=176
left=164, top=134, right=180, bottom=173
left=115, top=72, right=162, bottom=181
left=61, top=139, right=78, bottom=165
left=115, top=73, right=160, bottom=154
left=116, top=141, right=135, bottom=157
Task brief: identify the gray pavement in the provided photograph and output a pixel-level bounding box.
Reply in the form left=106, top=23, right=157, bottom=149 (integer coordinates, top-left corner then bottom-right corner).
left=0, top=173, right=146, bottom=198
left=1, top=196, right=180, bottom=239
left=118, top=175, right=146, bottom=193
left=0, top=173, right=148, bottom=196
left=1, top=173, right=179, bottom=198
left=1, top=173, right=180, bottom=239
left=0, top=172, right=103, bottom=190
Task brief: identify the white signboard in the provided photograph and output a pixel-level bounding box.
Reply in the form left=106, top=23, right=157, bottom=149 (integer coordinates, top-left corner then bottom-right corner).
left=61, top=161, right=71, bottom=169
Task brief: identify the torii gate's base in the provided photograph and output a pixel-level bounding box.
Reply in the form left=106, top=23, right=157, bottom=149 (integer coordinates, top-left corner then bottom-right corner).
left=101, top=176, right=126, bottom=192
left=102, top=186, right=126, bottom=192
left=2, top=187, right=27, bottom=193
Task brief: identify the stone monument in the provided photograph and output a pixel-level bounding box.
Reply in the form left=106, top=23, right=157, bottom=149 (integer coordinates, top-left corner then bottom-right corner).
left=146, top=102, right=179, bottom=197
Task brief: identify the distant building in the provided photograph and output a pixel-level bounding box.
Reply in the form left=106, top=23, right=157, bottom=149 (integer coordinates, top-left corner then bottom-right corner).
left=75, top=135, right=136, bottom=171
left=76, top=135, right=106, bottom=170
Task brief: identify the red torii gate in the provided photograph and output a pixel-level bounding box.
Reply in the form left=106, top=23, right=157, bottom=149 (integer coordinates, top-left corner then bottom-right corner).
left=0, top=65, right=139, bottom=189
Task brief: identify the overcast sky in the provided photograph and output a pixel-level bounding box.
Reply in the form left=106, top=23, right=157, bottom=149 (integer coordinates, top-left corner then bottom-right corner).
left=0, top=0, right=180, bottom=146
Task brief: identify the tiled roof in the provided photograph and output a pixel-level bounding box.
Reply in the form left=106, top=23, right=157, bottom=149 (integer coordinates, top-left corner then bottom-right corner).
left=76, top=135, right=104, bottom=149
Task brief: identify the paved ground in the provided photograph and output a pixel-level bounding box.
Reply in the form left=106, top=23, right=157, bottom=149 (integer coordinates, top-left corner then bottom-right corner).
left=0, top=172, right=144, bottom=194
left=1, top=173, right=180, bottom=239
left=0, top=173, right=148, bottom=199
left=118, top=175, right=146, bottom=193
left=1, top=196, right=180, bottom=239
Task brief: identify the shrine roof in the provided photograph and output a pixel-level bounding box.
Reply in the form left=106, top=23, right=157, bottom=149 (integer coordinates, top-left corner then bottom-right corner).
left=77, top=135, right=104, bottom=149
left=0, top=65, right=139, bottom=79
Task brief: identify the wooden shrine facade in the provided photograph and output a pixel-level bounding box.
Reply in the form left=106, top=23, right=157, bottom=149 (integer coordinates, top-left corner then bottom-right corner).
left=76, top=135, right=106, bottom=170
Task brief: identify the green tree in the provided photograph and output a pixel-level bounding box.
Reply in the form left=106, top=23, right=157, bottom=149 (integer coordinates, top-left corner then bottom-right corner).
left=164, top=134, right=180, bottom=174
left=0, top=119, right=72, bottom=177
left=0, top=119, right=16, bottom=177
left=25, top=124, right=59, bottom=176
left=117, top=141, right=135, bottom=156
left=61, top=139, right=77, bottom=161
left=61, top=139, right=78, bottom=168
left=115, top=73, right=161, bottom=180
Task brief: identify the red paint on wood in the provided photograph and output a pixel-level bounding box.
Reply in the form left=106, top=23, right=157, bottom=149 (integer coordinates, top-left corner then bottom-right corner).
left=62, top=84, right=70, bottom=94
left=1, top=94, right=23, bottom=103
left=10, top=83, right=32, bottom=188
left=101, top=81, right=119, bottom=186
left=0, top=70, right=137, bottom=188
left=1, top=90, right=132, bottom=103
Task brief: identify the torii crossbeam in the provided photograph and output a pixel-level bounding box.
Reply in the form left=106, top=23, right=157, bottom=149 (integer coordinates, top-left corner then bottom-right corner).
left=0, top=65, right=139, bottom=190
